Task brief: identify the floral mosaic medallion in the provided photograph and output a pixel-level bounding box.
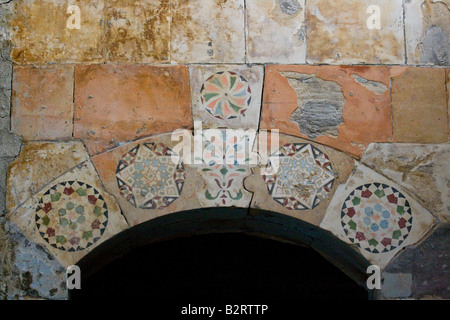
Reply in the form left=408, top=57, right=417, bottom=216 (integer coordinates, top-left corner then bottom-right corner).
left=200, top=71, right=252, bottom=120
left=263, top=143, right=336, bottom=210
left=35, top=181, right=109, bottom=252
left=341, top=183, right=413, bottom=253
left=116, top=143, right=186, bottom=210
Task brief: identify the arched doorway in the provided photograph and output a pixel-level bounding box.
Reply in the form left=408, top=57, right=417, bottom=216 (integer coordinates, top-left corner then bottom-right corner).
left=70, top=208, right=373, bottom=300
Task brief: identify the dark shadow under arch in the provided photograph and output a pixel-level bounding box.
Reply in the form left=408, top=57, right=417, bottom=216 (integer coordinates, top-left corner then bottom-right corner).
left=70, top=208, right=376, bottom=300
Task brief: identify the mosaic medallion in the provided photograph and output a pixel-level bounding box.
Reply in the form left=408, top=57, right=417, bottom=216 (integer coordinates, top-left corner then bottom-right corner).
left=341, top=183, right=413, bottom=253
left=200, top=71, right=252, bottom=120
left=35, top=181, right=109, bottom=252
left=263, top=143, right=336, bottom=210
left=116, top=142, right=186, bottom=210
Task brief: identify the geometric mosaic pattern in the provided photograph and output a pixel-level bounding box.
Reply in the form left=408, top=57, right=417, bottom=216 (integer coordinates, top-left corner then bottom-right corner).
left=35, top=181, right=109, bottom=252
left=116, top=142, right=186, bottom=210
left=263, top=143, right=336, bottom=210
left=200, top=71, right=252, bottom=120
left=341, top=183, right=413, bottom=253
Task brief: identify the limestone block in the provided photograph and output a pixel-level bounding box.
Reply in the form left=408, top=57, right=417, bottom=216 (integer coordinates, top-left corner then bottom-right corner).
left=306, top=0, right=405, bottom=64
left=74, top=64, right=192, bottom=155
left=1, top=220, right=67, bottom=299
left=11, top=0, right=105, bottom=64
left=7, top=141, right=89, bottom=214
left=171, top=0, right=245, bottom=63
left=105, top=0, right=170, bottom=63
left=246, top=0, right=306, bottom=63
left=12, top=65, right=74, bottom=140
left=362, top=143, right=449, bottom=222
left=405, top=0, right=450, bottom=65
left=391, top=67, right=447, bottom=143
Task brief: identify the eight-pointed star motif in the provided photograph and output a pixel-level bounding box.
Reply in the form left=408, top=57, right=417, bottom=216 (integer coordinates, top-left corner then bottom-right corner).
left=116, top=143, right=186, bottom=210
left=264, top=143, right=336, bottom=210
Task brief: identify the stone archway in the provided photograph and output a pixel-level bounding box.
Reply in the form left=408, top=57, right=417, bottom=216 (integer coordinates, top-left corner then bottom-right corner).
left=68, top=208, right=373, bottom=300
left=0, top=0, right=448, bottom=301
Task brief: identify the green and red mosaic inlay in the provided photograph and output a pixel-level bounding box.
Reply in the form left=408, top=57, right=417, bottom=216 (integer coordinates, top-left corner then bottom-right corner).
left=35, top=181, right=109, bottom=252
left=341, top=183, right=413, bottom=253
left=201, top=71, right=252, bottom=120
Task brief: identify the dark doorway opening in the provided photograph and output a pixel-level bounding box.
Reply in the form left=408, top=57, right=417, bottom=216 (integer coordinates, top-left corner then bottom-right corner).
left=70, top=233, right=368, bottom=300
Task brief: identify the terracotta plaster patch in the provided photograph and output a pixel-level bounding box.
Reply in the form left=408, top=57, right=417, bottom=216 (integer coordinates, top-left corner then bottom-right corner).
left=261, top=65, right=392, bottom=158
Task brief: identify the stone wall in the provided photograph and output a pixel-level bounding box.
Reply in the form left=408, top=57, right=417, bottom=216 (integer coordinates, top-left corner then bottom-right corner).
left=0, top=0, right=448, bottom=300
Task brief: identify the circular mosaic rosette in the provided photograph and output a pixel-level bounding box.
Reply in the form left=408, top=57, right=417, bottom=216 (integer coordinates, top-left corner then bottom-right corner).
left=35, top=181, right=109, bottom=252
left=200, top=71, right=252, bottom=120
left=116, top=142, right=186, bottom=210
left=341, top=183, right=413, bottom=253
left=263, top=143, right=336, bottom=211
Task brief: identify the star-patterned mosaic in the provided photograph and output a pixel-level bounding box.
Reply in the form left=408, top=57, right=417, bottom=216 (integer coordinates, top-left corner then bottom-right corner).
left=263, top=143, right=336, bottom=210
left=115, top=142, right=186, bottom=210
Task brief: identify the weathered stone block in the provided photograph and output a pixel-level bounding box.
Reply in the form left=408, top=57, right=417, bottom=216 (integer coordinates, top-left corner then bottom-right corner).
left=11, top=65, right=74, bottom=140
left=105, top=0, right=170, bottom=63
left=246, top=0, right=306, bottom=63
left=74, top=64, right=192, bottom=155
left=11, top=0, right=105, bottom=64
left=405, top=0, right=450, bottom=65
left=391, top=67, right=447, bottom=143
left=171, top=0, right=245, bottom=63
left=306, top=0, right=405, bottom=64
left=261, top=65, right=392, bottom=157
left=7, top=141, right=89, bottom=214
left=1, top=220, right=67, bottom=299
left=362, top=143, right=449, bottom=222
